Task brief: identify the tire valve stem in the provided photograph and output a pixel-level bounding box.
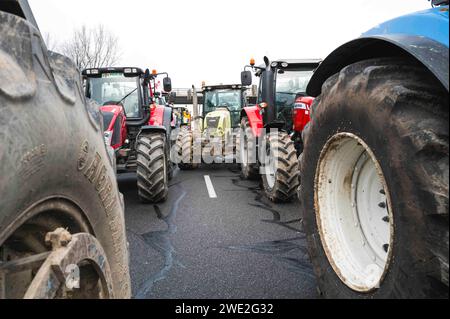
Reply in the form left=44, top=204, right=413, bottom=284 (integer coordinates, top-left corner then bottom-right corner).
left=382, top=216, right=390, bottom=223
left=383, top=244, right=389, bottom=253
left=378, top=202, right=386, bottom=209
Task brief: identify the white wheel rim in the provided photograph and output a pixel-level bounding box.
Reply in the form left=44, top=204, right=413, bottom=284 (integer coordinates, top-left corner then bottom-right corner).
left=315, top=133, right=394, bottom=292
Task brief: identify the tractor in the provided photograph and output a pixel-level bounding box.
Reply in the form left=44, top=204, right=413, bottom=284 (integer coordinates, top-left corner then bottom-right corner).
left=0, top=0, right=130, bottom=298
left=176, top=84, right=246, bottom=169
left=239, top=58, right=321, bottom=202
left=82, top=67, right=174, bottom=203
left=300, top=0, right=449, bottom=298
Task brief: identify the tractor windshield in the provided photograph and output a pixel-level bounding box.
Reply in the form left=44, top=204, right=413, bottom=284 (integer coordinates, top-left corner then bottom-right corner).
left=204, top=89, right=242, bottom=112
left=275, top=69, right=314, bottom=127
left=87, top=73, right=141, bottom=118
left=204, top=89, right=243, bottom=127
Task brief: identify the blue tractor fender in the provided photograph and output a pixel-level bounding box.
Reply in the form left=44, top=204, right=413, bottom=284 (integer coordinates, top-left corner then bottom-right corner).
left=307, top=6, right=449, bottom=97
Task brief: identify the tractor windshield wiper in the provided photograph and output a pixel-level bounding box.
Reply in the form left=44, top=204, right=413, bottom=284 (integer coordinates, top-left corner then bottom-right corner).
left=118, top=88, right=138, bottom=105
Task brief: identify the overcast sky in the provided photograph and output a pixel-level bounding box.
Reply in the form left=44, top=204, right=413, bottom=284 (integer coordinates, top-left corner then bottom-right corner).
left=29, top=0, right=428, bottom=88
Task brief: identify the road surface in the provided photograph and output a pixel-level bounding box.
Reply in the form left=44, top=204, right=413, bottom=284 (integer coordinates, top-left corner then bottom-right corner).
left=118, top=164, right=317, bottom=299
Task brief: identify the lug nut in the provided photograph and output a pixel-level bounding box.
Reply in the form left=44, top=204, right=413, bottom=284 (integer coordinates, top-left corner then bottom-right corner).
left=378, top=202, right=386, bottom=209
left=379, top=189, right=386, bottom=195
left=383, top=244, right=389, bottom=253
left=382, top=216, right=390, bottom=223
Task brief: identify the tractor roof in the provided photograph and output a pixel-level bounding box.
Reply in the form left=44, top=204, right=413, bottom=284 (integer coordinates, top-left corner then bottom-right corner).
left=273, top=59, right=322, bottom=65
left=257, top=59, right=322, bottom=70
left=202, top=84, right=245, bottom=92
left=82, top=67, right=143, bottom=77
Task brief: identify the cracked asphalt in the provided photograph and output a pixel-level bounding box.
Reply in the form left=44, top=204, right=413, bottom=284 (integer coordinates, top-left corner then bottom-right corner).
left=118, top=164, right=317, bottom=299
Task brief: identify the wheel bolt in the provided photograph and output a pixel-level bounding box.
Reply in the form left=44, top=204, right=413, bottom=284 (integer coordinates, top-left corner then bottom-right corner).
left=383, top=244, right=389, bottom=253
left=379, top=189, right=386, bottom=195
left=378, top=202, right=386, bottom=209
left=382, top=216, right=390, bottom=223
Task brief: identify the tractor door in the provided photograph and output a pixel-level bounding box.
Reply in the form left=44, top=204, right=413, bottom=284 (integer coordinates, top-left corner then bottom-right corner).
left=274, top=68, right=314, bottom=132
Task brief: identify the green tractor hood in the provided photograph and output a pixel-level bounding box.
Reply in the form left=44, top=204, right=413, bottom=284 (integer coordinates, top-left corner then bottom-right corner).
left=203, top=107, right=232, bottom=137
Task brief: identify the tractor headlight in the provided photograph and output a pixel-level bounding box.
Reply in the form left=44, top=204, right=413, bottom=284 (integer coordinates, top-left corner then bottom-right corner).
left=104, top=131, right=113, bottom=146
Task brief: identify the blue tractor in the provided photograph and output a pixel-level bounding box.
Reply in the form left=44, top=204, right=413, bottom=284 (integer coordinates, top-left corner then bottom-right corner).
left=300, top=0, right=448, bottom=298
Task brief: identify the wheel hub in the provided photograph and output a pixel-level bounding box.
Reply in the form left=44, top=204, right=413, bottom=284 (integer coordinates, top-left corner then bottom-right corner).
left=23, top=229, right=114, bottom=299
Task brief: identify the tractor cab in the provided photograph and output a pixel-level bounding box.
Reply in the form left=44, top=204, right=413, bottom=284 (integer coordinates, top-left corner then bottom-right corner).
left=201, top=84, right=246, bottom=137
left=83, top=67, right=147, bottom=122
left=83, top=67, right=173, bottom=150
left=242, top=58, right=321, bottom=133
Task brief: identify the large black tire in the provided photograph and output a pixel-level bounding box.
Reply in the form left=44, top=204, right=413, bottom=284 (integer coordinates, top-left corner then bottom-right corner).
left=239, top=117, right=259, bottom=179
left=0, top=11, right=130, bottom=298
left=300, top=57, right=449, bottom=298
left=261, top=131, right=299, bottom=202
left=177, top=130, right=198, bottom=170
left=136, top=132, right=169, bottom=203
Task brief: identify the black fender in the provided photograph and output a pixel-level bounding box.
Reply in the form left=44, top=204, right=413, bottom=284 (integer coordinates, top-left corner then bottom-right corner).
left=307, top=35, right=449, bottom=97
left=139, top=125, right=166, bottom=135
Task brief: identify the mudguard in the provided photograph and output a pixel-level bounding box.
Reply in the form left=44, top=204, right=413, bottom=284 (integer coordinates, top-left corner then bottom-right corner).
left=307, top=6, right=449, bottom=96
left=241, top=106, right=263, bottom=137
left=139, top=125, right=166, bottom=134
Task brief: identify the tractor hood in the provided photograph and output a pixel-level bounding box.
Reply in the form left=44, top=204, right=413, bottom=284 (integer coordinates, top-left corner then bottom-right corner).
left=204, top=107, right=231, bottom=137
left=100, top=104, right=125, bottom=116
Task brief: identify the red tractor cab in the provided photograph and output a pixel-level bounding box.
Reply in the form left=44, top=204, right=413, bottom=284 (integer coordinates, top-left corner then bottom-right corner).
left=82, top=67, right=174, bottom=203
left=239, top=57, right=321, bottom=202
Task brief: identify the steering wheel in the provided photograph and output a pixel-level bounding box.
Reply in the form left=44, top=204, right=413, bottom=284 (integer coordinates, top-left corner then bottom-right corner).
left=218, top=104, right=232, bottom=112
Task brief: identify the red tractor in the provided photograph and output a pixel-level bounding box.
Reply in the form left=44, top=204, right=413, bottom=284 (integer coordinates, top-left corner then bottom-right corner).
left=82, top=67, right=173, bottom=203
left=239, top=57, right=321, bottom=202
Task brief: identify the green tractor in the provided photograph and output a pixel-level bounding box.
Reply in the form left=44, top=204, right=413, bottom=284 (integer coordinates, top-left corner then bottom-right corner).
left=176, top=84, right=246, bottom=169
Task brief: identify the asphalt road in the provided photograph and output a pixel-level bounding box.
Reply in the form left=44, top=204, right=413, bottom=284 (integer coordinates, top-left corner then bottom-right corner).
left=118, top=164, right=317, bottom=299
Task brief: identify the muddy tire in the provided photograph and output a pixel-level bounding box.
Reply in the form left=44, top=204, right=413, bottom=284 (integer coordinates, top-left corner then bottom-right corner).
left=177, top=130, right=198, bottom=170
left=136, top=132, right=169, bottom=203
left=261, top=131, right=299, bottom=202
left=239, top=117, right=259, bottom=179
left=300, top=57, right=449, bottom=298
left=0, top=11, right=130, bottom=299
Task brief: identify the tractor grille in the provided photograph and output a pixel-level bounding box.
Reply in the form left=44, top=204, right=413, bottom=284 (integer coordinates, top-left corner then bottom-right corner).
left=206, top=116, right=220, bottom=129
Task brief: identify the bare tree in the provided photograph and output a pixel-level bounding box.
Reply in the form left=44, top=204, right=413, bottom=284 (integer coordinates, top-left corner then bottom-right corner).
left=60, top=25, right=121, bottom=71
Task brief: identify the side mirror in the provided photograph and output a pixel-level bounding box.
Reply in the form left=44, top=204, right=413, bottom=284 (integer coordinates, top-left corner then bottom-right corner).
left=163, top=77, right=172, bottom=92
left=241, top=70, right=252, bottom=86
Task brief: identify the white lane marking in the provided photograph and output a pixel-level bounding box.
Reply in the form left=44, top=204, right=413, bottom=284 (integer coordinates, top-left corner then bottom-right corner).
left=204, top=175, right=217, bottom=199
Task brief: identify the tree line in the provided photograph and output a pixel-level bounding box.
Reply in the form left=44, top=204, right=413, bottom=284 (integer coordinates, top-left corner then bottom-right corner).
left=45, top=24, right=121, bottom=71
